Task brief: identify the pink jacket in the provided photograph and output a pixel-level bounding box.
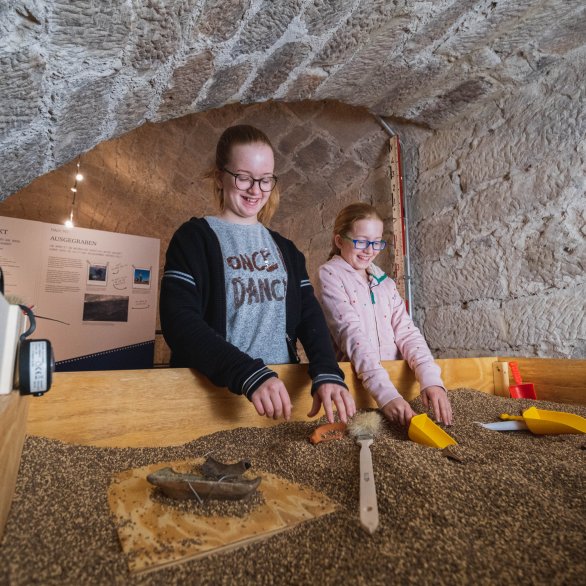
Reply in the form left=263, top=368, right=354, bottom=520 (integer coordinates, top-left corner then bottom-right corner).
left=316, top=255, right=445, bottom=408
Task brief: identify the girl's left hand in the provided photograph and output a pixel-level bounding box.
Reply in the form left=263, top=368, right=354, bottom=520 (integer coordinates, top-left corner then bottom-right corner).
left=421, top=385, right=453, bottom=425
left=307, top=383, right=356, bottom=424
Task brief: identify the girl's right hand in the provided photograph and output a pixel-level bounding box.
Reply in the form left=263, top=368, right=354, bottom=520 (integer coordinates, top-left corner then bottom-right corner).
left=251, top=378, right=292, bottom=421
left=381, top=396, right=416, bottom=427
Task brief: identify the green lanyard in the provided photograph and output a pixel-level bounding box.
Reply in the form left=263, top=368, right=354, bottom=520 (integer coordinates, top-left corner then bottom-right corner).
left=368, top=273, right=388, bottom=304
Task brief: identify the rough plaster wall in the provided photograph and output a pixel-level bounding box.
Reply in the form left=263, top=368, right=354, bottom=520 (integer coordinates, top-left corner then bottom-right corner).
left=1, top=0, right=585, bottom=199
left=0, top=100, right=395, bottom=365
left=412, top=56, right=586, bottom=359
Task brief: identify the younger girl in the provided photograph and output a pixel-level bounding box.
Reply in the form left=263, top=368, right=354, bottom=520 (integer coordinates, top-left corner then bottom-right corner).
left=316, top=202, right=452, bottom=426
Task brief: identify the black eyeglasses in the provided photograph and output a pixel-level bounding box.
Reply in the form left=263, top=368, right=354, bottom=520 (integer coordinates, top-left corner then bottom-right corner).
left=343, top=235, right=387, bottom=251
left=223, top=168, right=277, bottom=192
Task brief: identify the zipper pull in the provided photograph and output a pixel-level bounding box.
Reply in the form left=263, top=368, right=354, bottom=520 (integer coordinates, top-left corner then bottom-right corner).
left=286, top=334, right=301, bottom=363
left=369, top=280, right=376, bottom=304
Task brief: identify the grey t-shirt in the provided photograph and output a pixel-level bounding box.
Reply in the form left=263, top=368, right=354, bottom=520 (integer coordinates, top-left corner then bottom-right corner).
left=205, top=216, right=290, bottom=364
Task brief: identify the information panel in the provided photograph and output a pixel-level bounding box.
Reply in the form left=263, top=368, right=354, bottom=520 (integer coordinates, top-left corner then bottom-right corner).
left=0, top=217, right=160, bottom=371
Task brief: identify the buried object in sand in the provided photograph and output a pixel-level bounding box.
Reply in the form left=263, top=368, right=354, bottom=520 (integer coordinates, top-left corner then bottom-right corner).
left=147, top=459, right=261, bottom=501
left=309, top=422, right=347, bottom=444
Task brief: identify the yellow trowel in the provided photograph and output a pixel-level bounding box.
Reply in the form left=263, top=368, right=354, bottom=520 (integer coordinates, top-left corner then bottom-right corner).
left=408, top=413, right=457, bottom=449
left=500, top=407, right=586, bottom=435
left=477, top=407, right=586, bottom=435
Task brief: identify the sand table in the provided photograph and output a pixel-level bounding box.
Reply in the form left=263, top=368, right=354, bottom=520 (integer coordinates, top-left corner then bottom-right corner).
left=1, top=390, right=585, bottom=585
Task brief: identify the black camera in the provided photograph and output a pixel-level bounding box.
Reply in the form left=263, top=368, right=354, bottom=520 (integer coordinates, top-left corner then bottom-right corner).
left=0, top=266, right=54, bottom=397
left=15, top=304, right=55, bottom=396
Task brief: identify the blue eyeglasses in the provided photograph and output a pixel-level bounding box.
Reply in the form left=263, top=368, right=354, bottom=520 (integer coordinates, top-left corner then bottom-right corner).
left=343, top=235, right=387, bottom=251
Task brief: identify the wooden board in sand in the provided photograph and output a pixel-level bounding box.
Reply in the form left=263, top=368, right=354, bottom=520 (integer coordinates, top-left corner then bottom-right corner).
left=108, top=459, right=338, bottom=574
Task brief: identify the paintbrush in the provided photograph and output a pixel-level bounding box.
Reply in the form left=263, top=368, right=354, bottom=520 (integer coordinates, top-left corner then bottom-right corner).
left=348, top=411, right=382, bottom=535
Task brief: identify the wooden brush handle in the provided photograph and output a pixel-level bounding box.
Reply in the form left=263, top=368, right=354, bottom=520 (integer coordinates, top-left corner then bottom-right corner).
left=359, top=439, right=379, bottom=535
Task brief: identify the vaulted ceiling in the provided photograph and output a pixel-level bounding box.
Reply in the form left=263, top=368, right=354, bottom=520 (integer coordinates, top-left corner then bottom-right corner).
left=1, top=0, right=584, bottom=199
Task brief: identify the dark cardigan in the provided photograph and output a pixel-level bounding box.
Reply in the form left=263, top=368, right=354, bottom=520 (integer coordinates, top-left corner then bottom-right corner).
left=160, top=217, right=347, bottom=399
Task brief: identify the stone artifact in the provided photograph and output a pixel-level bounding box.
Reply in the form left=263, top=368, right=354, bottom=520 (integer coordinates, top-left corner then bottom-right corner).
left=147, top=457, right=261, bottom=502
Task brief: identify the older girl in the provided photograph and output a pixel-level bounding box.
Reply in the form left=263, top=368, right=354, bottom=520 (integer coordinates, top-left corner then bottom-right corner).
left=160, top=125, right=355, bottom=424
left=316, top=202, right=452, bottom=426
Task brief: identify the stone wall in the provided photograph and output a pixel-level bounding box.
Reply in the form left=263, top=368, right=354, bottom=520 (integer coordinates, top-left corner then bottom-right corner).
left=411, top=56, right=585, bottom=359
left=0, top=100, right=396, bottom=365
left=1, top=74, right=584, bottom=364
left=1, top=0, right=584, bottom=370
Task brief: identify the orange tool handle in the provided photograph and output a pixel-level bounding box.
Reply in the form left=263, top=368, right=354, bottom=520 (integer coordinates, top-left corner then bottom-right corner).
left=309, top=422, right=347, bottom=444
left=508, top=361, right=523, bottom=386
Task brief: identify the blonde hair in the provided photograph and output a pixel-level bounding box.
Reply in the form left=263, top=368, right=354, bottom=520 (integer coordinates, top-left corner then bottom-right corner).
left=207, top=124, right=280, bottom=225
left=328, top=202, right=384, bottom=260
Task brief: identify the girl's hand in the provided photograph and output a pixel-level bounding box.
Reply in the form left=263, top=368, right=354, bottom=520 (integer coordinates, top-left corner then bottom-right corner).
left=307, top=383, right=356, bottom=424
left=251, top=378, right=292, bottom=420
left=381, top=396, right=416, bottom=426
left=421, top=385, right=453, bottom=425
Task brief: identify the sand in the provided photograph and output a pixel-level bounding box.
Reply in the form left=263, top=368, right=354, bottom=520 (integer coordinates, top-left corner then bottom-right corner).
left=1, top=389, right=585, bottom=585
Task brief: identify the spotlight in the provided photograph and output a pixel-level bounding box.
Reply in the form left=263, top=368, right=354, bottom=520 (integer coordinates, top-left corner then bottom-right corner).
left=64, top=159, right=83, bottom=228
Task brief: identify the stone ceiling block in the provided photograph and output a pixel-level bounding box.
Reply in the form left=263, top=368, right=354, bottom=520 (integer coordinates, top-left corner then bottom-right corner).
left=434, top=0, right=536, bottom=60
left=302, top=0, right=355, bottom=36
left=284, top=72, right=327, bottom=101
left=198, top=0, right=248, bottom=42
left=489, top=1, right=585, bottom=57
left=0, top=47, right=45, bottom=138
left=197, top=61, right=253, bottom=110
left=313, top=0, right=409, bottom=68
left=230, top=0, right=303, bottom=56
left=156, top=51, right=214, bottom=119
left=129, top=1, right=189, bottom=70
left=402, top=0, right=480, bottom=55
left=0, top=0, right=584, bottom=199
left=112, top=80, right=155, bottom=136
left=244, top=42, right=311, bottom=101
left=52, top=75, right=116, bottom=166
left=370, top=61, right=446, bottom=117
left=538, top=10, right=586, bottom=55
left=49, top=0, right=131, bottom=54
left=409, top=77, right=495, bottom=127
left=0, top=130, right=50, bottom=198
